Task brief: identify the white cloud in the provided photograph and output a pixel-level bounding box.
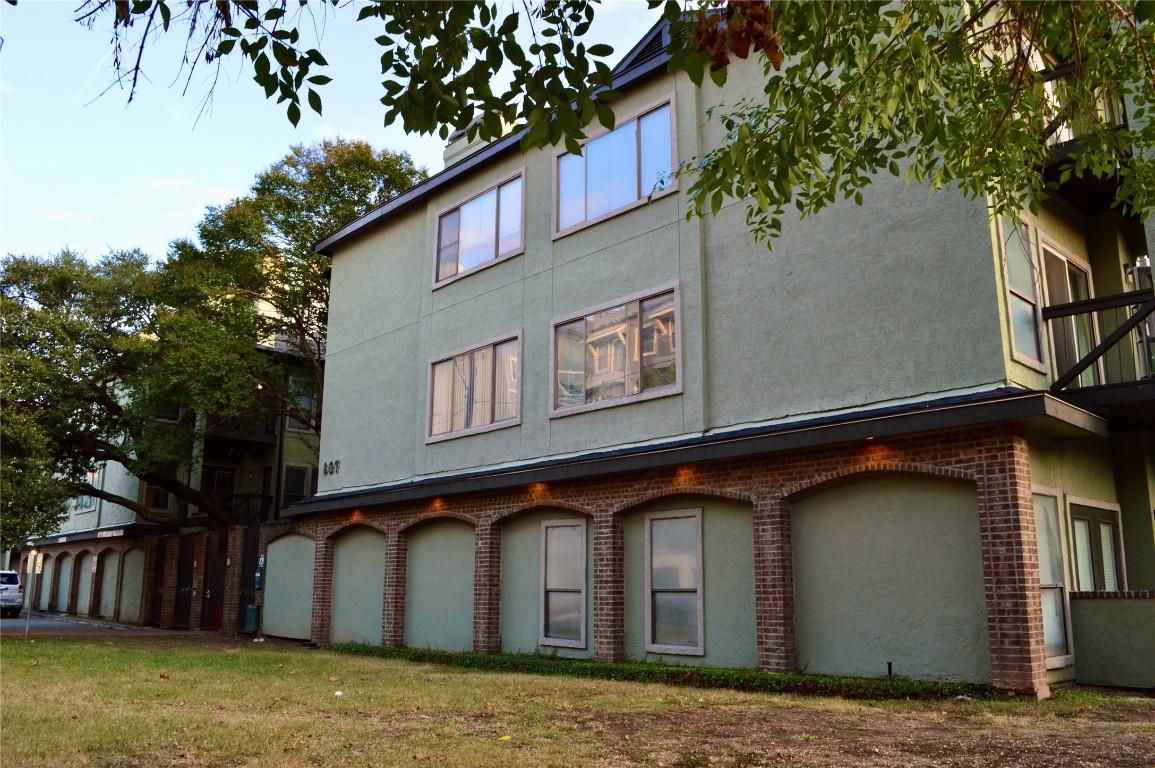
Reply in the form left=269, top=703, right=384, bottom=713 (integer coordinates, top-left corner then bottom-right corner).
left=33, top=207, right=97, bottom=224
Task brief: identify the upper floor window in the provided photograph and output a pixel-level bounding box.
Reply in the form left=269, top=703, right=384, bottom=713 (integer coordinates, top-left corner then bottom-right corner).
left=556, top=102, right=673, bottom=234
left=1070, top=503, right=1123, bottom=591
left=429, top=336, right=521, bottom=441
left=1001, top=217, right=1045, bottom=366
left=75, top=467, right=101, bottom=512
left=144, top=484, right=171, bottom=513
left=436, top=175, right=524, bottom=284
left=552, top=286, right=679, bottom=415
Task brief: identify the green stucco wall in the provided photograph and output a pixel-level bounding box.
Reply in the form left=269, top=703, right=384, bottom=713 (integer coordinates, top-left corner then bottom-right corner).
left=54, top=554, right=73, bottom=613
left=406, top=519, right=475, bottom=651
left=120, top=548, right=144, bottom=624
left=1111, top=431, right=1155, bottom=590
left=331, top=526, right=386, bottom=645
left=264, top=533, right=316, bottom=640
left=791, top=474, right=992, bottom=683
left=98, top=551, right=118, bottom=618
left=1071, top=597, right=1155, bottom=688
left=1028, top=432, right=1118, bottom=505
left=499, top=509, right=593, bottom=657
left=623, top=495, right=757, bottom=668
left=37, top=556, right=53, bottom=611
left=75, top=552, right=94, bottom=616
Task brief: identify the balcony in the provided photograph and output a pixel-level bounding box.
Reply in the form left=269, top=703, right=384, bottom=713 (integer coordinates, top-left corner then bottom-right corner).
left=1039, top=61, right=1129, bottom=215
left=1042, top=272, right=1155, bottom=427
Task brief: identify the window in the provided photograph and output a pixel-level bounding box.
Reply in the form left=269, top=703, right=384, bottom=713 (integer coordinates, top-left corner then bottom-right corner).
left=436, top=175, right=523, bottom=284
left=1033, top=493, right=1069, bottom=657
left=1001, top=218, right=1045, bottom=365
left=429, top=336, right=520, bottom=440
left=645, top=509, right=703, bottom=655
left=1070, top=504, right=1124, bottom=591
left=287, top=377, right=316, bottom=432
left=282, top=465, right=314, bottom=507
left=540, top=520, right=586, bottom=648
left=145, top=485, right=171, bottom=512
left=557, top=102, right=673, bottom=233
left=75, top=468, right=101, bottom=512
left=1042, top=244, right=1098, bottom=387
left=552, top=287, right=678, bottom=415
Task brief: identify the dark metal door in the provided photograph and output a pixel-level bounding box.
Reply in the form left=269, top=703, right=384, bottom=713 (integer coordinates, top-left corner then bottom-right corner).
left=201, top=532, right=228, bottom=630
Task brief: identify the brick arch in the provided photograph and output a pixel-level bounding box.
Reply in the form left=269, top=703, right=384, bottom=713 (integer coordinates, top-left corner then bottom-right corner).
left=324, top=520, right=390, bottom=542
left=611, top=486, right=754, bottom=518
left=268, top=529, right=319, bottom=546
left=782, top=463, right=976, bottom=502
left=398, top=512, right=477, bottom=535
left=492, top=501, right=596, bottom=527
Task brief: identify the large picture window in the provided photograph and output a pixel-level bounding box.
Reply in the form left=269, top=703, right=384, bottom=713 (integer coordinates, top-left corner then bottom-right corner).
left=552, top=287, right=678, bottom=415
left=540, top=520, right=586, bottom=648
left=429, top=337, right=520, bottom=440
left=436, top=175, right=523, bottom=284
left=645, top=509, right=703, bottom=655
left=557, top=103, right=673, bottom=233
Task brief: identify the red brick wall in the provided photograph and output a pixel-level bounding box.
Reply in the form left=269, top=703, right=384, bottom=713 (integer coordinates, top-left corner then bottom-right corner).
left=271, top=424, right=1051, bottom=697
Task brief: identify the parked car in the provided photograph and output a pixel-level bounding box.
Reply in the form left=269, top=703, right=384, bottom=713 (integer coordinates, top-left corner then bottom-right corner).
left=0, top=570, right=23, bottom=618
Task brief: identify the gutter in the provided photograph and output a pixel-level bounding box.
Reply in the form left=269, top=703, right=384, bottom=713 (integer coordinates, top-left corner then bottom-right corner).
left=285, top=389, right=1105, bottom=516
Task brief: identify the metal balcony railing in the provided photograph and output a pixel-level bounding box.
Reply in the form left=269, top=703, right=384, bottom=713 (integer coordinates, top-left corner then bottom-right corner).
left=1042, top=286, right=1155, bottom=393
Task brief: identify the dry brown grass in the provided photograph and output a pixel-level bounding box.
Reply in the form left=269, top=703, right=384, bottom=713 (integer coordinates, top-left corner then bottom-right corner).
left=1, top=634, right=1152, bottom=767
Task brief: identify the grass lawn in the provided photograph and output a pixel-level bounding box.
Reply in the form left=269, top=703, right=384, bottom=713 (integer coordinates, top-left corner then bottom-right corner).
left=1, top=634, right=1152, bottom=767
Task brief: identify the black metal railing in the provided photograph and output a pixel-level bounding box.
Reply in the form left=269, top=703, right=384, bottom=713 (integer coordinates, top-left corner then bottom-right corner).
left=1042, top=287, right=1155, bottom=392
left=222, top=493, right=275, bottom=525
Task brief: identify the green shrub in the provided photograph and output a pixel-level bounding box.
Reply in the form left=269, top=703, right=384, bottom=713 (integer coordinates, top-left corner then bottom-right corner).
left=330, top=644, right=990, bottom=701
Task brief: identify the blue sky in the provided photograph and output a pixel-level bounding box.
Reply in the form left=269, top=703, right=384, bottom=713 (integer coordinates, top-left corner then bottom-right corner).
left=0, top=1, right=658, bottom=261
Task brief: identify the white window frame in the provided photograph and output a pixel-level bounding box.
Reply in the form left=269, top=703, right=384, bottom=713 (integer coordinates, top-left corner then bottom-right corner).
left=1032, top=486, right=1074, bottom=669
left=644, top=508, right=704, bottom=656
left=1038, top=236, right=1101, bottom=387
left=552, top=97, right=678, bottom=239
left=1067, top=495, right=1126, bottom=592
left=426, top=333, right=522, bottom=443
left=999, top=217, right=1049, bottom=372
left=538, top=519, right=587, bottom=649
left=549, top=283, right=681, bottom=418
left=433, top=170, right=525, bottom=289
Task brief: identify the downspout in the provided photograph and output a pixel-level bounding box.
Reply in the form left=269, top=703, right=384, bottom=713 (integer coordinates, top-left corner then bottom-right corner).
left=693, top=70, right=710, bottom=433
left=271, top=410, right=285, bottom=522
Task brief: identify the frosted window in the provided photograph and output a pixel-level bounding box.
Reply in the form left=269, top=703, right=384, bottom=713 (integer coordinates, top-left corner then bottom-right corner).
left=1040, top=587, right=1067, bottom=655
left=1073, top=518, right=1094, bottom=591
left=542, top=521, right=585, bottom=644
left=1033, top=495, right=1063, bottom=585
left=1099, top=523, right=1119, bottom=591
left=648, top=512, right=701, bottom=650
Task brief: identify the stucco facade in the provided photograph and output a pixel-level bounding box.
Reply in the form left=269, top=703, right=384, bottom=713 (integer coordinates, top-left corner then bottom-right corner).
left=276, top=22, right=1155, bottom=697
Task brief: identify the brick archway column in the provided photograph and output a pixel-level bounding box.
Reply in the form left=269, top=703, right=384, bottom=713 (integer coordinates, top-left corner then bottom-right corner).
left=979, top=431, right=1050, bottom=698
left=89, top=554, right=105, bottom=618
left=140, top=538, right=159, bottom=625
left=593, top=512, right=625, bottom=662
left=383, top=529, right=407, bottom=647
left=311, top=537, right=334, bottom=645
left=473, top=521, right=501, bottom=653
left=220, top=526, right=245, bottom=635
left=755, top=496, right=794, bottom=672
left=112, top=544, right=127, bottom=622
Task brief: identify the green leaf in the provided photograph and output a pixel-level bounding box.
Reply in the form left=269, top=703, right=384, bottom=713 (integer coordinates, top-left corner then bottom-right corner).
left=287, top=101, right=301, bottom=126
left=587, top=43, right=613, bottom=57
left=307, top=88, right=322, bottom=116
left=307, top=75, right=332, bottom=85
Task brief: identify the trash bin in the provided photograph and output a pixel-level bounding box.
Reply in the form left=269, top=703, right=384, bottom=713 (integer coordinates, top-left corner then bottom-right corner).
left=244, top=604, right=260, bottom=633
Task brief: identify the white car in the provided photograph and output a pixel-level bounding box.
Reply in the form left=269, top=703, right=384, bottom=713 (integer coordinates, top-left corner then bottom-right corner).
left=0, top=570, right=23, bottom=618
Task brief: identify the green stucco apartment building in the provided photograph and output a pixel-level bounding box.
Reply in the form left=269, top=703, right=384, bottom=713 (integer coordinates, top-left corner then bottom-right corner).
left=269, top=21, right=1155, bottom=698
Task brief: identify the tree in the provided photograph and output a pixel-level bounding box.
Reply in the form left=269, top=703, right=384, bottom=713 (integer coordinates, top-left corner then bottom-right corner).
left=59, top=1, right=1155, bottom=242
left=0, top=410, right=70, bottom=550
left=0, top=139, right=425, bottom=531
